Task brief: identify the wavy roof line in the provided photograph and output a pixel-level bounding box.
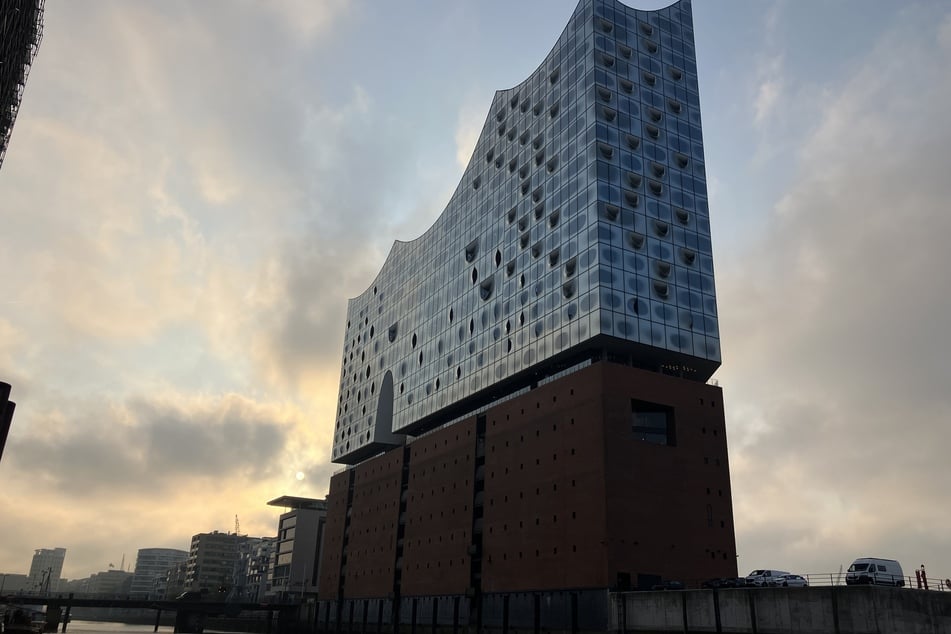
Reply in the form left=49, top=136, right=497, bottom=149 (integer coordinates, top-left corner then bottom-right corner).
left=347, top=0, right=686, bottom=306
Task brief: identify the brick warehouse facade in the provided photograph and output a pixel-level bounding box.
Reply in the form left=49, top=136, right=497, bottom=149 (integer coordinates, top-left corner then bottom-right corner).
left=318, top=363, right=735, bottom=628
left=317, top=0, right=736, bottom=629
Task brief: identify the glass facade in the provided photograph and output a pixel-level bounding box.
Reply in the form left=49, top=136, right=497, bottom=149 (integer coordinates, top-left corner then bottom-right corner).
left=333, top=0, right=718, bottom=465
left=129, top=547, right=188, bottom=599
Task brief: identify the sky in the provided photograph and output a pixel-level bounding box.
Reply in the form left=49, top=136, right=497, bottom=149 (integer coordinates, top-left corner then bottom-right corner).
left=1, top=0, right=950, bottom=582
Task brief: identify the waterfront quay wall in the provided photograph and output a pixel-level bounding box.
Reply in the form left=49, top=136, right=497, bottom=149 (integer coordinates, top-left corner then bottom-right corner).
left=614, top=586, right=951, bottom=634
left=312, top=586, right=951, bottom=634
left=312, top=589, right=608, bottom=634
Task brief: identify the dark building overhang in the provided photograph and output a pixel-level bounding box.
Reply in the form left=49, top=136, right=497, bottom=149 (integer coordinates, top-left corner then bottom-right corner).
left=267, top=495, right=327, bottom=511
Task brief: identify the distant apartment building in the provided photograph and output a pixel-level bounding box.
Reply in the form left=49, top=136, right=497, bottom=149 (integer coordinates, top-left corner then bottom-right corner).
left=28, top=547, right=65, bottom=593
left=163, top=560, right=188, bottom=600
left=185, top=531, right=260, bottom=594
left=267, top=496, right=327, bottom=600
left=243, top=537, right=276, bottom=602
left=60, top=578, right=87, bottom=595
left=0, top=573, right=29, bottom=593
left=83, top=569, right=133, bottom=596
left=129, top=548, right=188, bottom=599
left=232, top=536, right=266, bottom=600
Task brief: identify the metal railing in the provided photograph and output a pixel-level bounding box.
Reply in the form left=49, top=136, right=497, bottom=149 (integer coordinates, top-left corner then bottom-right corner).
left=798, top=571, right=951, bottom=591
left=682, top=572, right=951, bottom=591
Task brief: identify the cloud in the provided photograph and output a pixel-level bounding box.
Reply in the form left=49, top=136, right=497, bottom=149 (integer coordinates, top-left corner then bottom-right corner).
left=454, top=101, right=487, bottom=170
left=0, top=1, right=371, bottom=382
left=249, top=0, right=351, bottom=44
left=0, top=0, right=362, bottom=578
left=0, top=388, right=329, bottom=578
left=189, top=128, right=245, bottom=206
left=941, top=14, right=951, bottom=50
left=748, top=3, right=786, bottom=131
left=248, top=79, right=467, bottom=395
left=4, top=392, right=291, bottom=495
left=0, top=0, right=449, bottom=583
left=719, top=8, right=951, bottom=574
left=750, top=53, right=784, bottom=131
left=752, top=77, right=781, bottom=128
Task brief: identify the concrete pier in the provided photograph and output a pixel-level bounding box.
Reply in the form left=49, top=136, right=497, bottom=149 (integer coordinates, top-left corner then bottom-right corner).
left=316, top=586, right=951, bottom=634
left=611, top=586, right=951, bottom=634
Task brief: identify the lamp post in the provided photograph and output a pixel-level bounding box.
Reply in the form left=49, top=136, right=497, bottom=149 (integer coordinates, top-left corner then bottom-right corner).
left=43, top=567, right=53, bottom=594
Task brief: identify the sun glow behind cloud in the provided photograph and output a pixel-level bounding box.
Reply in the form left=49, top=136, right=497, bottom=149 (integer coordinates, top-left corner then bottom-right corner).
left=0, top=0, right=360, bottom=576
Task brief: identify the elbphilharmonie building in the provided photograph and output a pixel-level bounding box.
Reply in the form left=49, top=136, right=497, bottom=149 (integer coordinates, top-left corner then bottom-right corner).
left=319, top=0, right=736, bottom=628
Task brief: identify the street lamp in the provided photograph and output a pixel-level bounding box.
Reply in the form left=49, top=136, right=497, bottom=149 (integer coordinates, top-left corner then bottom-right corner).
left=41, top=566, right=52, bottom=594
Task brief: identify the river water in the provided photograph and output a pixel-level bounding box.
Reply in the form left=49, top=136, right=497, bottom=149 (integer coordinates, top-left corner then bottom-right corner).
left=59, top=621, right=172, bottom=634
left=62, top=620, right=241, bottom=634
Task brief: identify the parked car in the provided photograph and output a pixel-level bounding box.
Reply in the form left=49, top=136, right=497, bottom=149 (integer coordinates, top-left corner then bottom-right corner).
left=745, top=569, right=790, bottom=587
left=702, top=577, right=750, bottom=589
left=702, top=578, right=735, bottom=589
left=845, top=558, right=904, bottom=587
left=651, top=580, right=685, bottom=591
left=775, top=574, right=808, bottom=587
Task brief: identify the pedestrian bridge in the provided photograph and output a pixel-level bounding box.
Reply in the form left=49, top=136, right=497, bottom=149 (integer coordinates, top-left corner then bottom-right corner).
left=2, top=594, right=299, bottom=633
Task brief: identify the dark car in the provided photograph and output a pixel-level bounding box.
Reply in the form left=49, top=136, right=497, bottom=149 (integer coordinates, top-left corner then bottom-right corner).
left=702, top=577, right=740, bottom=589
left=651, top=580, right=685, bottom=591
left=776, top=574, right=808, bottom=588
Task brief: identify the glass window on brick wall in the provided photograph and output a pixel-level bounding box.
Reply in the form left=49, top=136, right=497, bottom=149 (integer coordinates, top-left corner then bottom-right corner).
left=631, top=398, right=675, bottom=445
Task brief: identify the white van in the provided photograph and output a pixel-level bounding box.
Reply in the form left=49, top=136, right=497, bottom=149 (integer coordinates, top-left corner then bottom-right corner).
left=845, top=558, right=905, bottom=587
left=745, top=569, right=791, bottom=587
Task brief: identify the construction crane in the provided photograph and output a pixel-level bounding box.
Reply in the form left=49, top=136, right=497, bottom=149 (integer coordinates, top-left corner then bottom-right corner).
left=234, top=514, right=240, bottom=535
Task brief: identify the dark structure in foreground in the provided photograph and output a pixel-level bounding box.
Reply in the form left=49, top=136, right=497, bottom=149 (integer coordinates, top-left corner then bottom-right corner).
left=319, top=0, right=736, bottom=629
left=0, top=0, right=44, bottom=170
left=1, top=381, right=15, bottom=463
